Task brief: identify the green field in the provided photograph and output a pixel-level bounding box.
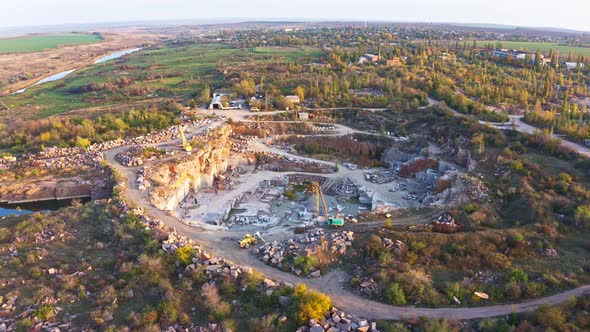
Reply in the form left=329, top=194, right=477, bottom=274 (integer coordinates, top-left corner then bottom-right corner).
left=0, top=44, right=324, bottom=118
left=0, top=34, right=103, bottom=53
left=478, top=40, right=590, bottom=56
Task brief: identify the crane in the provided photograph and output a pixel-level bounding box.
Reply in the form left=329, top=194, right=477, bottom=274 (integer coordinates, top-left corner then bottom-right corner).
left=311, top=181, right=329, bottom=217
left=178, top=126, right=193, bottom=154
left=311, top=181, right=344, bottom=227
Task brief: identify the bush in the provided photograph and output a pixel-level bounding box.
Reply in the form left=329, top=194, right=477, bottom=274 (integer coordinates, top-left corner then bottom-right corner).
left=175, top=245, right=196, bottom=266
left=294, top=255, right=319, bottom=275
left=384, top=282, right=406, bottom=305
left=574, top=205, right=590, bottom=227
left=291, top=284, right=331, bottom=324
left=157, top=301, right=178, bottom=323
left=508, top=269, right=528, bottom=283
left=535, top=304, right=566, bottom=329
left=33, top=305, right=55, bottom=320
left=283, top=190, right=298, bottom=200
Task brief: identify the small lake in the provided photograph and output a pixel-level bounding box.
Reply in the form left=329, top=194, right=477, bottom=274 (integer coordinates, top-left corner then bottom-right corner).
left=11, top=47, right=142, bottom=95
left=0, top=198, right=90, bottom=217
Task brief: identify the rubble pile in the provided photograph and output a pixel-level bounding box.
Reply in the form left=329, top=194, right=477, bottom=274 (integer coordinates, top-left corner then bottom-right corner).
left=331, top=178, right=358, bottom=197
left=230, top=133, right=256, bottom=152
left=461, top=175, right=489, bottom=202
left=115, top=147, right=145, bottom=167
left=432, top=214, right=457, bottom=226
left=358, top=278, right=380, bottom=297
left=5, top=117, right=225, bottom=173
left=256, top=152, right=336, bottom=174
left=364, top=170, right=396, bottom=184
left=296, top=307, right=379, bottom=332
left=255, top=228, right=355, bottom=277
left=288, top=174, right=327, bottom=186
left=540, top=248, right=558, bottom=257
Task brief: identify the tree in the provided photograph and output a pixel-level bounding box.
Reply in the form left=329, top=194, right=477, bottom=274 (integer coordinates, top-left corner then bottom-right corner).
left=234, top=79, right=256, bottom=97
left=292, top=86, right=305, bottom=102
left=198, top=85, right=211, bottom=105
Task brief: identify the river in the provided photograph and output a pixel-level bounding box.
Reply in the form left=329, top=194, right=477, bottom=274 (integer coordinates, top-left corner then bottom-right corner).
left=11, top=47, right=142, bottom=95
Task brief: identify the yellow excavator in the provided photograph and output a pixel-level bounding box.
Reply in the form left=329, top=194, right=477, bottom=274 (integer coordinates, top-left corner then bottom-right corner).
left=178, top=126, right=193, bottom=154
left=238, top=232, right=265, bottom=248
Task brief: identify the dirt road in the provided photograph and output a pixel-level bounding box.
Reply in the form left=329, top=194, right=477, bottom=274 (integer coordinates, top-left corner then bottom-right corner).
left=428, top=98, right=590, bottom=159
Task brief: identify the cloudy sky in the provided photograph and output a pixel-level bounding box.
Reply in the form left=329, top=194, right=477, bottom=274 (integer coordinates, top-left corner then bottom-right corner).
left=3, top=0, right=590, bottom=31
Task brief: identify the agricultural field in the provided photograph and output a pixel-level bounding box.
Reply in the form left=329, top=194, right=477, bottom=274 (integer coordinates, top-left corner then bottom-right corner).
left=0, top=34, right=103, bottom=53
left=479, top=40, right=590, bottom=56
left=0, top=44, right=324, bottom=119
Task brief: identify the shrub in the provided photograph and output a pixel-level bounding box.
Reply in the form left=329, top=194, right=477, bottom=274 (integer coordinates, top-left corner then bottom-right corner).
left=175, top=245, right=196, bottom=266
left=504, top=281, right=522, bottom=300
left=574, top=205, right=590, bottom=227
left=365, top=234, right=383, bottom=259
left=33, top=305, right=55, bottom=320
left=556, top=172, right=573, bottom=183
left=291, top=284, right=331, bottom=324
left=157, top=301, right=178, bottom=323
left=384, top=282, right=406, bottom=305
left=535, top=304, right=566, bottom=329
left=283, top=190, right=298, bottom=200
left=508, top=269, right=528, bottom=283
left=294, top=255, right=319, bottom=275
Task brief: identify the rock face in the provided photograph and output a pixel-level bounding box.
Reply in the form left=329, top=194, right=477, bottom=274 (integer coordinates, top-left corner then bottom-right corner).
left=147, top=125, right=233, bottom=211
left=0, top=177, right=99, bottom=204
left=398, top=157, right=439, bottom=177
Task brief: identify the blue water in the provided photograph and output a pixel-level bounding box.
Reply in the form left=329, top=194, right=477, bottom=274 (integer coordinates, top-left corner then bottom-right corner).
left=12, top=47, right=142, bottom=95
left=0, top=198, right=89, bottom=217
left=94, top=47, right=141, bottom=64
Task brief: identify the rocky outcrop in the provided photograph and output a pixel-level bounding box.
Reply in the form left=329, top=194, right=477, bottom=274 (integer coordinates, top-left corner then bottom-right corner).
left=147, top=125, right=233, bottom=211
left=0, top=176, right=109, bottom=204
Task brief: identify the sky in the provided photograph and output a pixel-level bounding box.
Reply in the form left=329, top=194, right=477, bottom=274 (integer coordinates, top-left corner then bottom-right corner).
left=3, top=0, right=590, bottom=32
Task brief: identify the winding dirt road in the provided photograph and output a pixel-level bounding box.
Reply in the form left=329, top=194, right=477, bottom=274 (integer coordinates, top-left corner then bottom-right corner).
left=103, top=112, right=590, bottom=320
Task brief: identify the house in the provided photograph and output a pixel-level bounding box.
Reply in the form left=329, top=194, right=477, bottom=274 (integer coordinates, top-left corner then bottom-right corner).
left=208, top=93, right=225, bottom=110
left=298, top=112, right=309, bottom=120
left=386, top=57, right=403, bottom=67
left=363, top=53, right=379, bottom=62
left=285, top=95, right=301, bottom=105
left=562, top=62, right=585, bottom=70
left=493, top=49, right=527, bottom=60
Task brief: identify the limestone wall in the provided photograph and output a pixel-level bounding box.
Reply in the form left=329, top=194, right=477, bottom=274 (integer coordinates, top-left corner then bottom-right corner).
left=147, top=125, right=233, bottom=211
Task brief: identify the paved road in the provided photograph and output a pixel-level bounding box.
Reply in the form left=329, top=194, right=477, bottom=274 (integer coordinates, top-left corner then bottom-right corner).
left=102, top=116, right=590, bottom=320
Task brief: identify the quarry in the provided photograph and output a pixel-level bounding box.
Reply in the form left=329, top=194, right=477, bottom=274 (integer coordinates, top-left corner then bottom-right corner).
left=101, top=109, right=472, bottom=243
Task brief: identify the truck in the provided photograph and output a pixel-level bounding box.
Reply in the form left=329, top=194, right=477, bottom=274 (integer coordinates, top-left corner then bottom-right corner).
left=326, top=217, right=345, bottom=227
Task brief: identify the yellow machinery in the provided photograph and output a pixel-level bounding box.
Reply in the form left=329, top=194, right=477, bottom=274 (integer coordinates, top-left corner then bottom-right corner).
left=238, top=232, right=265, bottom=248
left=312, top=181, right=329, bottom=217
left=311, top=181, right=345, bottom=227
left=178, top=126, right=193, bottom=154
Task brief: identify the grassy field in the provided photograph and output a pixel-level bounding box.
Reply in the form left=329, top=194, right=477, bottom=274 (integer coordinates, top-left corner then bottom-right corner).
left=478, top=40, right=590, bottom=56
left=0, top=44, right=323, bottom=118
left=0, top=34, right=103, bottom=53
